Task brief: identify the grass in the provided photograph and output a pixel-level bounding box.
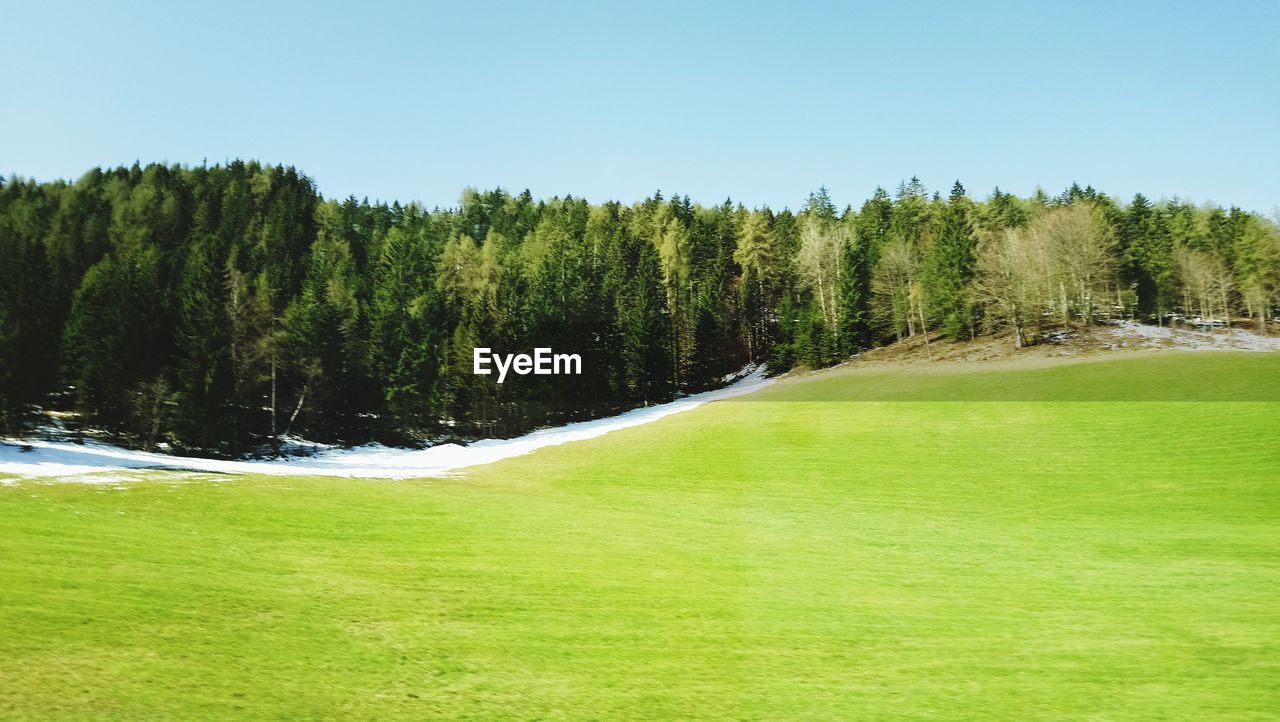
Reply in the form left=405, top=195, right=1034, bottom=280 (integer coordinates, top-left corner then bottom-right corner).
left=2, top=351, right=1278, bottom=720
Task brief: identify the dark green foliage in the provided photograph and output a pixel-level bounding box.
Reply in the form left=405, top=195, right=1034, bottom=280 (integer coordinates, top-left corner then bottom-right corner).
left=1122, top=195, right=1177, bottom=319
left=0, top=213, right=58, bottom=431
left=613, top=226, right=673, bottom=404
left=0, top=164, right=1275, bottom=451
left=174, top=233, right=231, bottom=450
left=837, top=230, right=872, bottom=352
left=922, top=182, right=978, bottom=339
left=855, top=187, right=893, bottom=261
left=979, top=187, right=1029, bottom=231
left=284, top=234, right=368, bottom=441
left=62, top=249, right=167, bottom=424
left=892, top=176, right=931, bottom=245
left=368, top=224, right=439, bottom=436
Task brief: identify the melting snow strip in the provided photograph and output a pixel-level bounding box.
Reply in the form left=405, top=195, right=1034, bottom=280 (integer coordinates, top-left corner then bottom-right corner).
left=0, top=367, right=774, bottom=481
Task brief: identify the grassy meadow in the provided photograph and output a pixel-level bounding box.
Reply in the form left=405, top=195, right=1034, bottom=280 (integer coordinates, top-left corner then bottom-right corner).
left=2, top=351, right=1278, bottom=720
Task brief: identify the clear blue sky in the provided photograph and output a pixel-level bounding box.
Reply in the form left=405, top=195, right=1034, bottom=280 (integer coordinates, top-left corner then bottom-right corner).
left=3, top=0, right=1278, bottom=213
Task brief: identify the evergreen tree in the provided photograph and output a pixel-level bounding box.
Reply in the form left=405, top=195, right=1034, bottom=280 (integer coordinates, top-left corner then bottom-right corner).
left=922, top=181, right=978, bottom=339
left=62, top=248, right=166, bottom=425
left=175, top=231, right=231, bottom=450
left=369, top=224, right=439, bottom=437
left=4, top=161, right=1277, bottom=450
left=283, top=234, right=365, bottom=441
left=1124, top=197, right=1176, bottom=320
left=0, top=225, right=57, bottom=431
left=734, top=208, right=778, bottom=361
left=837, top=227, right=872, bottom=352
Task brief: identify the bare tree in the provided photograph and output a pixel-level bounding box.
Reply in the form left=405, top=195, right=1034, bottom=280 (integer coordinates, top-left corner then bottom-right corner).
left=976, top=227, right=1052, bottom=348
left=795, top=214, right=847, bottom=331
left=1176, top=245, right=1234, bottom=328
left=1234, top=218, right=1280, bottom=333
left=873, top=234, right=924, bottom=342
left=1031, top=203, right=1116, bottom=326
left=131, top=377, right=176, bottom=452
left=734, top=209, right=780, bottom=359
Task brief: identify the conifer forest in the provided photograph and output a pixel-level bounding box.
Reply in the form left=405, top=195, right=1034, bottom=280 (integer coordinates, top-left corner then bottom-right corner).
left=1, top=162, right=1277, bottom=454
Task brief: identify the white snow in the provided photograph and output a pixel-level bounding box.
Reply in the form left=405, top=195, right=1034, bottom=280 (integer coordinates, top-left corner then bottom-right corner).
left=0, top=366, right=773, bottom=482
left=1107, top=321, right=1280, bottom=352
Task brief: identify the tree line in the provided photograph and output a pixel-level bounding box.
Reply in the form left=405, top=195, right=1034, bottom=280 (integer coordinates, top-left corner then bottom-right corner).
left=1, top=162, right=1277, bottom=453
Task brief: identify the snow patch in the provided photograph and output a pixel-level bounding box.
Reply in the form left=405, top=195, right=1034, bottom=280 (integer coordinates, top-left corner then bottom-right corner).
left=0, top=367, right=773, bottom=482
left=1107, top=321, right=1280, bottom=352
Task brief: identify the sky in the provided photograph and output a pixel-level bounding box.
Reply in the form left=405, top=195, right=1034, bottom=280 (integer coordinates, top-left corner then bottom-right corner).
left=2, top=0, right=1278, bottom=213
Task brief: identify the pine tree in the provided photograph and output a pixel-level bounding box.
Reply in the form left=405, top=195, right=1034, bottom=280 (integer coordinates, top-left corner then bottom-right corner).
left=283, top=234, right=364, bottom=441
left=837, top=227, right=872, bottom=352
left=621, top=236, right=673, bottom=403
left=733, top=208, right=778, bottom=361
left=370, top=225, right=439, bottom=436
left=655, top=208, right=691, bottom=387
left=1124, top=198, right=1176, bottom=321
left=922, top=181, right=978, bottom=339
left=0, top=227, right=57, bottom=431
left=805, top=186, right=837, bottom=221
left=175, top=232, right=231, bottom=450
left=7, top=161, right=1279, bottom=450
left=62, top=248, right=165, bottom=425
left=855, top=187, right=893, bottom=262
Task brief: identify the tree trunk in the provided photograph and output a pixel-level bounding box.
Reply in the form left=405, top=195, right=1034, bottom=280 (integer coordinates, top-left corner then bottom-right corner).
left=145, top=391, right=162, bottom=452
left=1012, top=299, right=1025, bottom=349
left=283, top=383, right=306, bottom=439
left=917, top=304, right=932, bottom=361
left=270, top=353, right=278, bottom=453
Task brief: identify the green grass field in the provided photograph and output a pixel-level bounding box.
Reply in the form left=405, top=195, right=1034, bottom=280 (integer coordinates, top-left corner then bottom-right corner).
left=2, top=351, right=1279, bottom=720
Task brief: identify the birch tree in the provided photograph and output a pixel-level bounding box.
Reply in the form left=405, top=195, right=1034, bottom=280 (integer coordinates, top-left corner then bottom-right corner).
left=1233, top=217, right=1280, bottom=332
left=1175, top=245, right=1234, bottom=327
left=873, top=234, right=924, bottom=342
left=1031, top=203, right=1116, bottom=326
left=976, top=227, right=1051, bottom=348
left=795, top=214, right=846, bottom=332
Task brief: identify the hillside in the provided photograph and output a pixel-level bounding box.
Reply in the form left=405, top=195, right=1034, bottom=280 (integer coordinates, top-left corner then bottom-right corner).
left=2, top=351, right=1279, bottom=719
left=6, top=166, right=1278, bottom=453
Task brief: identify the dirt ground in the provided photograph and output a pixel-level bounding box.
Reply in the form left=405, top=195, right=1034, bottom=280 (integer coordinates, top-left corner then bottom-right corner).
left=803, top=320, right=1280, bottom=375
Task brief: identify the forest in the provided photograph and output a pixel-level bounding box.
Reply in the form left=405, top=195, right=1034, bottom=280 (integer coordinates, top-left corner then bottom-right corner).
left=1, top=162, right=1277, bottom=455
